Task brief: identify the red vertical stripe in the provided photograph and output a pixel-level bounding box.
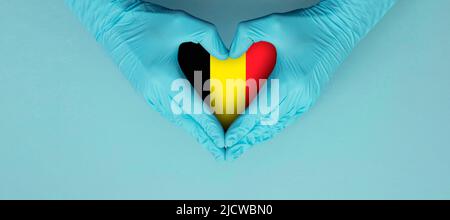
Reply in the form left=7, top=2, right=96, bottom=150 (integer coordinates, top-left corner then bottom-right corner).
left=245, top=42, right=277, bottom=106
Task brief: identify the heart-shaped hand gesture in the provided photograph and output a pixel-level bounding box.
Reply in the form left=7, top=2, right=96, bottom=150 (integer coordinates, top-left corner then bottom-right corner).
left=66, top=0, right=397, bottom=160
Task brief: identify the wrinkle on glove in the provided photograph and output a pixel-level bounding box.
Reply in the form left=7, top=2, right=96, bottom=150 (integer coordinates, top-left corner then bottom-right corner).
left=225, top=0, right=398, bottom=160
left=65, top=0, right=229, bottom=160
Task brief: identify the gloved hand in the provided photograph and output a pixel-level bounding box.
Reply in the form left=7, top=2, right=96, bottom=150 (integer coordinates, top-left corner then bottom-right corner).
left=225, top=0, right=397, bottom=159
left=65, top=0, right=228, bottom=159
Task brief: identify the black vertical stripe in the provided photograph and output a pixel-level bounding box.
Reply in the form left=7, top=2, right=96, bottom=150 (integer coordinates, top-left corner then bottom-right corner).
left=178, top=42, right=210, bottom=101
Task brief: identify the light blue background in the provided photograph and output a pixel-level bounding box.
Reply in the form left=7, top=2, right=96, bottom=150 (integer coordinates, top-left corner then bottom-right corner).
left=1, top=0, right=449, bottom=199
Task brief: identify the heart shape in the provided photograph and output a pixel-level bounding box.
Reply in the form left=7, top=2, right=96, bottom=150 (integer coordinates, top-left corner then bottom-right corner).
left=178, top=41, right=277, bottom=129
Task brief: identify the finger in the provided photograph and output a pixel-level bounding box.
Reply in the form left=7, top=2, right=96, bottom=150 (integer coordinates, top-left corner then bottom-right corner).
left=187, top=91, right=226, bottom=149
left=162, top=79, right=226, bottom=149
left=224, top=68, right=287, bottom=147
left=171, top=94, right=226, bottom=160
left=198, top=24, right=229, bottom=60
left=173, top=113, right=226, bottom=160
left=224, top=108, right=259, bottom=148
left=143, top=68, right=226, bottom=159
left=174, top=11, right=228, bottom=60
left=224, top=99, right=299, bottom=160
left=229, top=22, right=255, bottom=59
left=225, top=84, right=309, bottom=153
left=149, top=87, right=226, bottom=160
left=225, top=142, right=254, bottom=161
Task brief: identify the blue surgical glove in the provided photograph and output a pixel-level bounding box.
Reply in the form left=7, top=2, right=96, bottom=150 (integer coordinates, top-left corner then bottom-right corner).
left=65, top=0, right=228, bottom=160
left=225, top=0, right=397, bottom=159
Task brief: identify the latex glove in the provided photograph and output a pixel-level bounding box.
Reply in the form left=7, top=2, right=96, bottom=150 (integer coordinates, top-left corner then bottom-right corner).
left=65, top=0, right=228, bottom=160
left=225, top=0, right=397, bottom=159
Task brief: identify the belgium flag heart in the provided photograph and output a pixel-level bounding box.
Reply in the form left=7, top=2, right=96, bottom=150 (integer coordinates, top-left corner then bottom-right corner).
left=178, top=41, right=277, bottom=130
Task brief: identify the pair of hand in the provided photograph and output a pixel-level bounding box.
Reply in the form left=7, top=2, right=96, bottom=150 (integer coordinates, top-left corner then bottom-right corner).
left=66, top=0, right=397, bottom=160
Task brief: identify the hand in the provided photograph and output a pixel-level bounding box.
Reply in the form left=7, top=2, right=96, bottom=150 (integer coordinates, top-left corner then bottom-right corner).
left=65, top=0, right=228, bottom=159
left=225, top=0, right=397, bottom=159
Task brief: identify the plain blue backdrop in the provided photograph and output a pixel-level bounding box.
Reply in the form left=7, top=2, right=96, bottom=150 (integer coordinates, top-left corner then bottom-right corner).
left=0, top=0, right=449, bottom=199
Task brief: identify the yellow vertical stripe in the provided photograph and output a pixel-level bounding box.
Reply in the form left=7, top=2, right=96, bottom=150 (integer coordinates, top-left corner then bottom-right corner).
left=210, top=54, right=247, bottom=130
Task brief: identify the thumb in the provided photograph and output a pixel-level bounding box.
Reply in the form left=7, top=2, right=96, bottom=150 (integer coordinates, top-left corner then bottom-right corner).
left=229, top=22, right=255, bottom=59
